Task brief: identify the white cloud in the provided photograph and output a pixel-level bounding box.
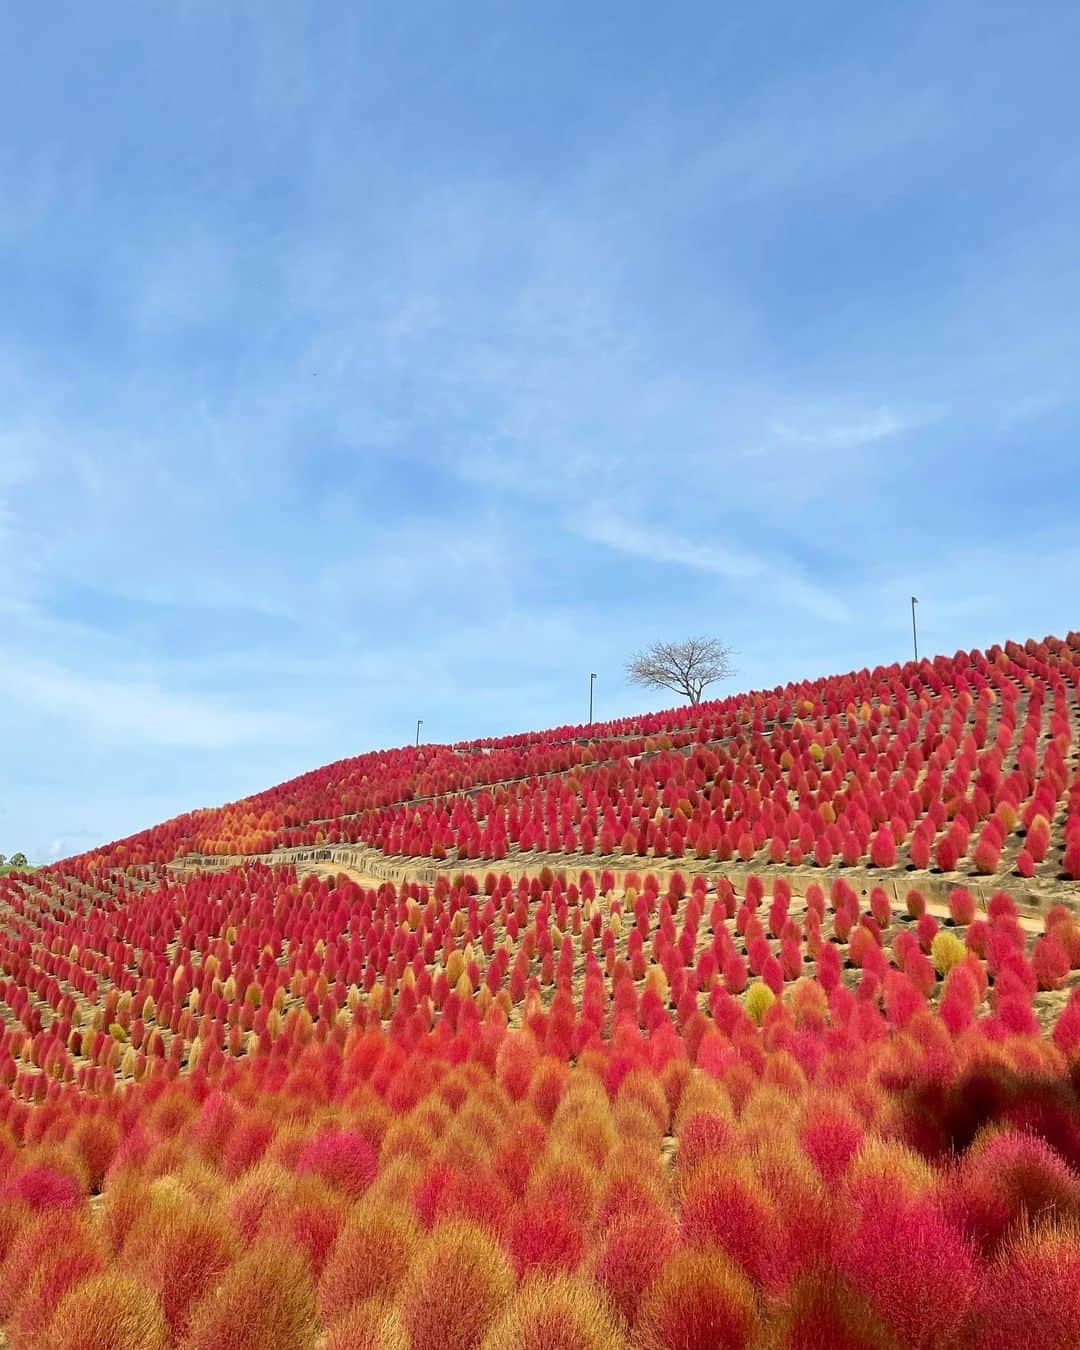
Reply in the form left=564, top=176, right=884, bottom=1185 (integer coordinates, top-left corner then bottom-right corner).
left=770, top=403, right=940, bottom=450
left=0, top=652, right=320, bottom=750
left=576, top=512, right=851, bottom=625
left=579, top=513, right=764, bottom=582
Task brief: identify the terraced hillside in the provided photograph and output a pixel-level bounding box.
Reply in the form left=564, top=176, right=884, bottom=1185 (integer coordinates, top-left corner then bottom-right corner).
left=1, top=634, right=1079, bottom=1348
left=80, top=634, right=1080, bottom=889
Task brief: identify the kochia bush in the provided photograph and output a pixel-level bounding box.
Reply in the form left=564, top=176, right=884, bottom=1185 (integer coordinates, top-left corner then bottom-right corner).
left=46, top=1271, right=169, bottom=1350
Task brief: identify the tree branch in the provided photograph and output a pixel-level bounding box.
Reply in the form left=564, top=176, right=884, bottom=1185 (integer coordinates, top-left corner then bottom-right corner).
left=625, top=636, right=735, bottom=706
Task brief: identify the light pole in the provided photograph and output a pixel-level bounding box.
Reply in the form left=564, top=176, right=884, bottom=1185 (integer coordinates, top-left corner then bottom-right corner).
left=911, top=596, right=919, bottom=663
left=416, top=718, right=423, bottom=747
left=589, top=672, right=597, bottom=724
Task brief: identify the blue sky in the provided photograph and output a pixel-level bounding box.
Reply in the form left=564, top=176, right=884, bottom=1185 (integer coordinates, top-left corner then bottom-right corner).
left=2, top=2, right=1079, bottom=863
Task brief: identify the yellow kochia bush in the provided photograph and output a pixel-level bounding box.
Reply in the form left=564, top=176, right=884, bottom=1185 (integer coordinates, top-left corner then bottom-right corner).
left=746, top=981, right=776, bottom=1025
left=932, top=930, right=967, bottom=975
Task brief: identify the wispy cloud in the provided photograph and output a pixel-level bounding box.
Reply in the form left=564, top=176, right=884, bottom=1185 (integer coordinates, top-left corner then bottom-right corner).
left=770, top=403, right=940, bottom=450
left=0, top=653, right=320, bottom=750
left=680, top=81, right=950, bottom=205
left=576, top=513, right=851, bottom=624
left=578, top=513, right=763, bottom=582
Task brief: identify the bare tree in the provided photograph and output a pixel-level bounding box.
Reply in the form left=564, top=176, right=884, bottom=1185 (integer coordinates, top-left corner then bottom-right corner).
left=626, top=636, right=735, bottom=705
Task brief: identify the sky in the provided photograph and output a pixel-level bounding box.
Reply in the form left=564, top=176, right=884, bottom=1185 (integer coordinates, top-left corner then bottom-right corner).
left=1, top=2, right=1079, bottom=863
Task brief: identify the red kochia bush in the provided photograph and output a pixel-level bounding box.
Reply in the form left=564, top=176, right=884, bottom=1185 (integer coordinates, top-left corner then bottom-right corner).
left=969, top=1221, right=1080, bottom=1349
left=916, top=912, right=939, bottom=952
left=262, top=1182, right=346, bottom=1278
left=1033, top=935, right=1070, bottom=991
left=323, top=1299, right=405, bottom=1350
left=870, top=827, right=897, bottom=869
left=417, top=1160, right=512, bottom=1238
left=221, top=1115, right=275, bottom=1177
left=591, top=1210, right=679, bottom=1328
left=843, top=1193, right=979, bottom=1346
left=679, top=1157, right=788, bottom=1290
left=723, top=955, right=748, bottom=994
left=799, top=1107, right=865, bottom=1185
left=947, top=1130, right=1080, bottom=1256
left=295, top=1129, right=376, bottom=1198
left=190, top=1091, right=240, bottom=1160
left=949, top=888, right=977, bottom=926
left=909, top=830, right=932, bottom=870
left=905, top=888, right=926, bottom=918
left=637, top=1244, right=759, bottom=1350
left=935, top=836, right=960, bottom=873
left=495, top=1031, right=540, bottom=1101
left=7, top=1219, right=105, bottom=1345
left=941, top=964, right=980, bottom=1035
left=869, top=887, right=891, bottom=929
left=772, top=1265, right=902, bottom=1350
left=816, top=942, right=841, bottom=995
left=973, top=837, right=1002, bottom=874
left=507, top=1199, right=585, bottom=1277
left=3, top=1163, right=83, bottom=1212
left=0, top=1195, right=33, bottom=1267
left=678, top=1110, right=734, bottom=1175
left=318, top=1201, right=419, bottom=1324
left=69, top=1115, right=121, bottom=1191
left=183, top=1237, right=315, bottom=1350
left=1054, top=986, right=1080, bottom=1056
left=127, top=1193, right=238, bottom=1341
left=399, top=1217, right=514, bottom=1350
left=0, top=1209, right=95, bottom=1322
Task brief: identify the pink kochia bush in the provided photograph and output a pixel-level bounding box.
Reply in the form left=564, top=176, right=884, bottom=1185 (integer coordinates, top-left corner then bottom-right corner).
left=969, top=1221, right=1080, bottom=1349
left=2, top=1163, right=83, bottom=1213
left=842, top=1191, right=981, bottom=1346
left=799, top=1105, right=864, bottom=1185
left=295, top=1129, right=377, bottom=1198
left=949, top=887, right=977, bottom=927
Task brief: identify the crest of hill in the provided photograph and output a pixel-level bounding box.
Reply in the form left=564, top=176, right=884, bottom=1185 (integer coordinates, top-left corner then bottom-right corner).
left=46, top=632, right=1080, bottom=890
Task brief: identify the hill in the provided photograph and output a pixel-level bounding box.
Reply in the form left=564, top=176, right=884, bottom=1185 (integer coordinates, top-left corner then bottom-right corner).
left=0, top=633, right=1079, bottom=1346
left=69, top=632, right=1080, bottom=887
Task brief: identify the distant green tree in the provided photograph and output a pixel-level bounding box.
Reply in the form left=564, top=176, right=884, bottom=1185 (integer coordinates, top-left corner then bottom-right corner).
left=9, top=852, right=27, bottom=868
left=0, top=854, right=6, bottom=867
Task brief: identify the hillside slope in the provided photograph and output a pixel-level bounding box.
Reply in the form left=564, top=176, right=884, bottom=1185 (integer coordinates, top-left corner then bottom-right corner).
left=0, top=634, right=1079, bottom=1347
left=67, top=632, right=1080, bottom=887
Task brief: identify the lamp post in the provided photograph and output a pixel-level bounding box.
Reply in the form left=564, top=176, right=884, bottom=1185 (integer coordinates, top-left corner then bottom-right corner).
left=416, top=718, right=423, bottom=747
left=911, top=596, right=919, bottom=663
left=589, top=672, right=597, bottom=724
